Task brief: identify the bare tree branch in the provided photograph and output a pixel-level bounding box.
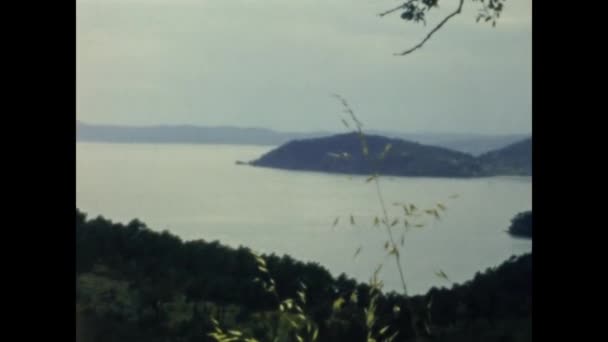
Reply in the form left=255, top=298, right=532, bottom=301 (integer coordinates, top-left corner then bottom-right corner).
left=378, top=1, right=411, bottom=18
left=395, top=0, right=464, bottom=56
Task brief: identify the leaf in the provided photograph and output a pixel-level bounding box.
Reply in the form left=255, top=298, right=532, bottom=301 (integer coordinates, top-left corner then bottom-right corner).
left=286, top=318, right=298, bottom=328
left=332, top=217, right=340, bottom=227
left=312, top=328, right=319, bottom=341
left=415, top=223, right=425, bottom=228
left=332, top=297, right=345, bottom=311
left=379, top=143, right=392, bottom=159
left=350, top=290, right=358, bottom=303
left=366, top=174, right=377, bottom=183
left=227, top=330, right=242, bottom=336
left=437, top=203, right=447, bottom=211
left=257, top=265, right=268, bottom=273
left=409, top=204, right=417, bottom=212
left=341, top=118, right=350, bottom=128
left=386, top=331, right=399, bottom=342
left=253, top=253, right=266, bottom=265
left=435, top=269, right=449, bottom=281
left=393, top=305, right=401, bottom=314
left=400, top=235, right=405, bottom=246
left=350, top=215, right=355, bottom=225
left=208, top=332, right=222, bottom=340
left=449, top=194, right=459, bottom=199
left=373, top=216, right=380, bottom=227
left=390, top=218, right=399, bottom=227
left=379, top=325, right=390, bottom=335
left=297, top=291, right=306, bottom=304
left=354, top=246, right=362, bottom=258
left=366, top=308, right=376, bottom=328
left=383, top=143, right=392, bottom=153
left=425, top=209, right=440, bottom=220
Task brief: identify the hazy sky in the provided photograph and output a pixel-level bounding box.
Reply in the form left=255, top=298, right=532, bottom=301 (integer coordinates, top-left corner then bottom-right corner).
left=77, top=0, right=531, bottom=135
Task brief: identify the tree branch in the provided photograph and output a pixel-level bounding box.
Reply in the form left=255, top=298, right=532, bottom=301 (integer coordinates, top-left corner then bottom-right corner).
left=378, top=1, right=411, bottom=18
left=395, top=0, right=464, bottom=56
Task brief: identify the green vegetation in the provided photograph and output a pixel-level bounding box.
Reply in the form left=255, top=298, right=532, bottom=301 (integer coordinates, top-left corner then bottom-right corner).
left=76, top=209, right=531, bottom=342
left=507, top=211, right=532, bottom=238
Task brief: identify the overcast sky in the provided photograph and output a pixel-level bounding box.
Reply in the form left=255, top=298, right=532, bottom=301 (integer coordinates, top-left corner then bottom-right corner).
left=77, top=0, right=531, bottom=135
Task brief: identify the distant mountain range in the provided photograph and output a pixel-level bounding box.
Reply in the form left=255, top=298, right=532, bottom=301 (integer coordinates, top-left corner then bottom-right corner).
left=76, top=121, right=529, bottom=156
left=76, top=121, right=329, bottom=146
left=250, top=133, right=531, bottom=177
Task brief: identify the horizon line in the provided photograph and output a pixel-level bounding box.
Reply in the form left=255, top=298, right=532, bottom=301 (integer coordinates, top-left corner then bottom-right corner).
left=77, top=120, right=531, bottom=138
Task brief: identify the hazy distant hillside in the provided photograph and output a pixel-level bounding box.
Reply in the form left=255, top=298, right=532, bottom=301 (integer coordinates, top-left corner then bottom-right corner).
left=479, top=138, right=532, bottom=176
left=251, top=133, right=484, bottom=178
left=371, top=131, right=530, bottom=156
left=76, top=121, right=528, bottom=155
left=419, top=135, right=530, bottom=156
left=76, top=121, right=329, bottom=146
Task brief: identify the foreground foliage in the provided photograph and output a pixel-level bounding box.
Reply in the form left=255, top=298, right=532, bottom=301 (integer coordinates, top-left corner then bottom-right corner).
left=76, top=209, right=531, bottom=342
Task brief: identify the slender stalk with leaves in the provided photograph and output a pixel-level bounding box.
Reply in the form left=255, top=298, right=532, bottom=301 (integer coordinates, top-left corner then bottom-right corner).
left=210, top=95, right=457, bottom=342
left=330, top=94, right=456, bottom=341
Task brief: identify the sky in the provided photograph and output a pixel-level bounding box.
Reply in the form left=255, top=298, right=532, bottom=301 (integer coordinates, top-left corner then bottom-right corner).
left=76, top=0, right=531, bottom=135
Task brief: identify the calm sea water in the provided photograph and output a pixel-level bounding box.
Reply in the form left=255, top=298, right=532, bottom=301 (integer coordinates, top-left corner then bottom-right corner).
left=76, top=142, right=532, bottom=295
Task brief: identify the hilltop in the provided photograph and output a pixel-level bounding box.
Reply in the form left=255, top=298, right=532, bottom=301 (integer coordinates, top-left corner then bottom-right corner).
left=250, top=133, right=531, bottom=177
left=479, top=138, right=532, bottom=176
